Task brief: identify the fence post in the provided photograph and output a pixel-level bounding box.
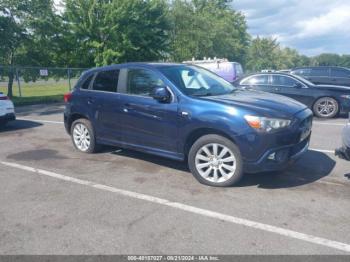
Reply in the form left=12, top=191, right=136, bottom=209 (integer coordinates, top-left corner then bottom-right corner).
left=68, top=68, right=71, bottom=90
left=16, top=68, right=22, bottom=97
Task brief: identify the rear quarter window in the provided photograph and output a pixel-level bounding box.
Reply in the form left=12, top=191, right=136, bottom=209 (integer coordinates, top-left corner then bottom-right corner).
left=81, top=74, right=94, bottom=90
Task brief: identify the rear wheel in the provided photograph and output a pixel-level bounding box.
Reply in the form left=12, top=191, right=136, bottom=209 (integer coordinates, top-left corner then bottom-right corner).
left=313, top=97, right=339, bottom=119
left=188, top=134, right=243, bottom=187
left=70, top=119, right=97, bottom=153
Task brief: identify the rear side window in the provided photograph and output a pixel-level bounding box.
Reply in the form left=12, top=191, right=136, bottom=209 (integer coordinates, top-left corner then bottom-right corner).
left=331, top=68, right=349, bottom=77
left=92, top=70, right=119, bottom=92
left=241, top=75, right=269, bottom=85
left=127, top=69, right=165, bottom=96
left=310, top=68, right=329, bottom=77
left=81, top=74, right=93, bottom=89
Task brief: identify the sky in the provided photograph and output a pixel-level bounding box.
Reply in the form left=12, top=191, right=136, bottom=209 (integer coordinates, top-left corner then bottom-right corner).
left=232, top=0, right=350, bottom=56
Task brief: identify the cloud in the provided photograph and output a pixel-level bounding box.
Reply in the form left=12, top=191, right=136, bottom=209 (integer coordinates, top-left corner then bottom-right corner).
left=232, top=0, right=350, bottom=56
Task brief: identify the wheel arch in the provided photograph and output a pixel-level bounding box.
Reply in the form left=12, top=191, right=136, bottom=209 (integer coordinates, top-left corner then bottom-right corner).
left=67, top=113, right=90, bottom=134
left=184, top=128, right=237, bottom=157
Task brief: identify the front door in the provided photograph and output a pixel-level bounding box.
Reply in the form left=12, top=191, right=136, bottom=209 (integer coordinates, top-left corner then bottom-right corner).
left=118, top=68, right=179, bottom=154
left=270, top=75, right=314, bottom=107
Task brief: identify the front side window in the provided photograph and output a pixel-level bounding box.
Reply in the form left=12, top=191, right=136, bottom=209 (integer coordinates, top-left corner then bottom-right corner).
left=272, top=75, right=298, bottom=87
left=159, top=65, right=235, bottom=96
left=241, top=75, right=269, bottom=85
left=92, top=70, right=119, bottom=92
left=127, top=69, right=165, bottom=96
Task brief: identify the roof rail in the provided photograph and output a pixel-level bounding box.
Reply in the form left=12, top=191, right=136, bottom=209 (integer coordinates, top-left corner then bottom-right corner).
left=183, top=57, right=229, bottom=64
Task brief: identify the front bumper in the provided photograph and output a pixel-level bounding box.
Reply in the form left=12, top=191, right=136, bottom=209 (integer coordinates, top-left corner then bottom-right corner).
left=244, top=135, right=310, bottom=174
left=0, top=112, right=16, bottom=123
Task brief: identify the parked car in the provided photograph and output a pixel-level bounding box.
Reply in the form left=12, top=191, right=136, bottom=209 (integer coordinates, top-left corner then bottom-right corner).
left=291, top=66, right=350, bottom=87
left=0, top=92, right=15, bottom=126
left=183, top=58, right=244, bottom=83
left=234, top=72, right=350, bottom=118
left=335, top=115, right=350, bottom=161
left=64, top=63, right=312, bottom=187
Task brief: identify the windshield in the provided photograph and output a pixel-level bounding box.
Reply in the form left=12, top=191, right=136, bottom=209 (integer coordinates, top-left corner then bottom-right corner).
left=291, top=74, right=314, bottom=86
left=159, top=65, right=236, bottom=96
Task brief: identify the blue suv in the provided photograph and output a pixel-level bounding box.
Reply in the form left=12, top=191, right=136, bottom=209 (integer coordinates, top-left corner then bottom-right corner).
left=64, top=63, right=313, bottom=187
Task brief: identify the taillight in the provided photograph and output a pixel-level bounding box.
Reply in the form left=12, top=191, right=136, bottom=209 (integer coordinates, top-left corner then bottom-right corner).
left=64, top=92, right=72, bottom=103
left=0, top=96, right=9, bottom=100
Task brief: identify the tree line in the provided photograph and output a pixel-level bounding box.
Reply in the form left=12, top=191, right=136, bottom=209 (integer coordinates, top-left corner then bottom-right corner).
left=1, top=0, right=350, bottom=97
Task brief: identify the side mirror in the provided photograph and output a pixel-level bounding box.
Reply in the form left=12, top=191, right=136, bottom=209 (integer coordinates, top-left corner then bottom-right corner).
left=151, top=86, right=171, bottom=102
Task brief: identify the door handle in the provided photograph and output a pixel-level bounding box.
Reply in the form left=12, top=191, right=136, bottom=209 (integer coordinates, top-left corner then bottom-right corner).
left=87, top=98, right=94, bottom=105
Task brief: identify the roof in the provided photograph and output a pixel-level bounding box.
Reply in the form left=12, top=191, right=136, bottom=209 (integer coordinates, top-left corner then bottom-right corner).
left=292, top=66, right=350, bottom=70
left=84, top=62, right=184, bottom=74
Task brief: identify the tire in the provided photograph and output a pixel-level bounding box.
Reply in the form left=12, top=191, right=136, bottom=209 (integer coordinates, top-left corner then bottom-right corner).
left=70, top=118, right=98, bottom=153
left=188, top=134, right=243, bottom=187
left=313, top=97, right=339, bottom=119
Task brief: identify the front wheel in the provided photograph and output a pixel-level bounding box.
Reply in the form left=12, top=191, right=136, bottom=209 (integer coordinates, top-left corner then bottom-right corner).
left=313, top=97, right=339, bottom=118
left=188, top=134, right=243, bottom=187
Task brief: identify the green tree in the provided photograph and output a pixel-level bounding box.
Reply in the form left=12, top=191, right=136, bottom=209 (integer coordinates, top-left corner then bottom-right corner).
left=0, top=0, right=62, bottom=97
left=63, top=0, right=171, bottom=67
left=169, top=0, right=249, bottom=63
left=313, top=53, right=342, bottom=66
left=246, top=36, right=281, bottom=72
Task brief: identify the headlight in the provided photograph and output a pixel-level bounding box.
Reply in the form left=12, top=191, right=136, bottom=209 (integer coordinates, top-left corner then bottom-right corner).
left=340, top=95, right=350, bottom=99
left=244, top=115, right=291, bottom=132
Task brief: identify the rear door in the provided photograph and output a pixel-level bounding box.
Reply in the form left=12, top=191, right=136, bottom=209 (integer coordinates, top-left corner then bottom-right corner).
left=270, top=75, right=314, bottom=107
left=89, top=69, right=123, bottom=142
left=117, top=67, right=179, bottom=153
left=239, top=74, right=270, bottom=92
left=330, top=68, right=350, bottom=86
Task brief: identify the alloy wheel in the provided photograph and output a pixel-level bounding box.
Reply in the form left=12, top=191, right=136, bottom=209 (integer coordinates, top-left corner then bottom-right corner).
left=315, top=98, right=337, bottom=118
left=73, top=123, right=91, bottom=152
left=195, top=143, right=237, bottom=183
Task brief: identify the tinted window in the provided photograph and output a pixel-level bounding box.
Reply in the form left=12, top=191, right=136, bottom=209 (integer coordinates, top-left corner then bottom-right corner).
left=127, top=69, right=165, bottom=96
left=331, top=68, right=350, bottom=77
left=272, top=75, right=298, bottom=86
left=241, top=75, right=269, bottom=85
left=81, top=74, right=93, bottom=89
left=293, top=68, right=311, bottom=76
left=310, top=68, right=329, bottom=77
left=92, top=70, right=119, bottom=92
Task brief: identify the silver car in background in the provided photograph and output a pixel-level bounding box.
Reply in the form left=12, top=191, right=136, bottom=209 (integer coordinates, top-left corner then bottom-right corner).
left=0, top=93, right=15, bottom=126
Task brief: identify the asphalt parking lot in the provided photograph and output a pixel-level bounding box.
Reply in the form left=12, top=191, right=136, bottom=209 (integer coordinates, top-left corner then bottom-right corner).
left=0, top=103, right=349, bottom=255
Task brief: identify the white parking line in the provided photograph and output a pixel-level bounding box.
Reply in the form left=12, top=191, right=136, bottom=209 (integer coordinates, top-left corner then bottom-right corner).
left=1, top=160, right=350, bottom=253
left=309, top=148, right=334, bottom=154
left=313, top=121, right=345, bottom=126
left=17, top=118, right=63, bottom=124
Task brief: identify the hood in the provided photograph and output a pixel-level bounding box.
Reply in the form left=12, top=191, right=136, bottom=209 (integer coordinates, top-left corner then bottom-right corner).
left=315, top=85, right=350, bottom=92
left=200, top=90, right=307, bottom=118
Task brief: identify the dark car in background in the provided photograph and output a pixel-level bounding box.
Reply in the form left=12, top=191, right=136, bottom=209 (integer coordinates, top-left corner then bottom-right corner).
left=234, top=72, right=350, bottom=118
left=291, top=66, right=350, bottom=87
left=64, top=63, right=312, bottom=187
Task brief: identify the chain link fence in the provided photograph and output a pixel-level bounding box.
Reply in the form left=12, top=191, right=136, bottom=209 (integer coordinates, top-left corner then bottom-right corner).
left=0, top=66, right=88, bottom=99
